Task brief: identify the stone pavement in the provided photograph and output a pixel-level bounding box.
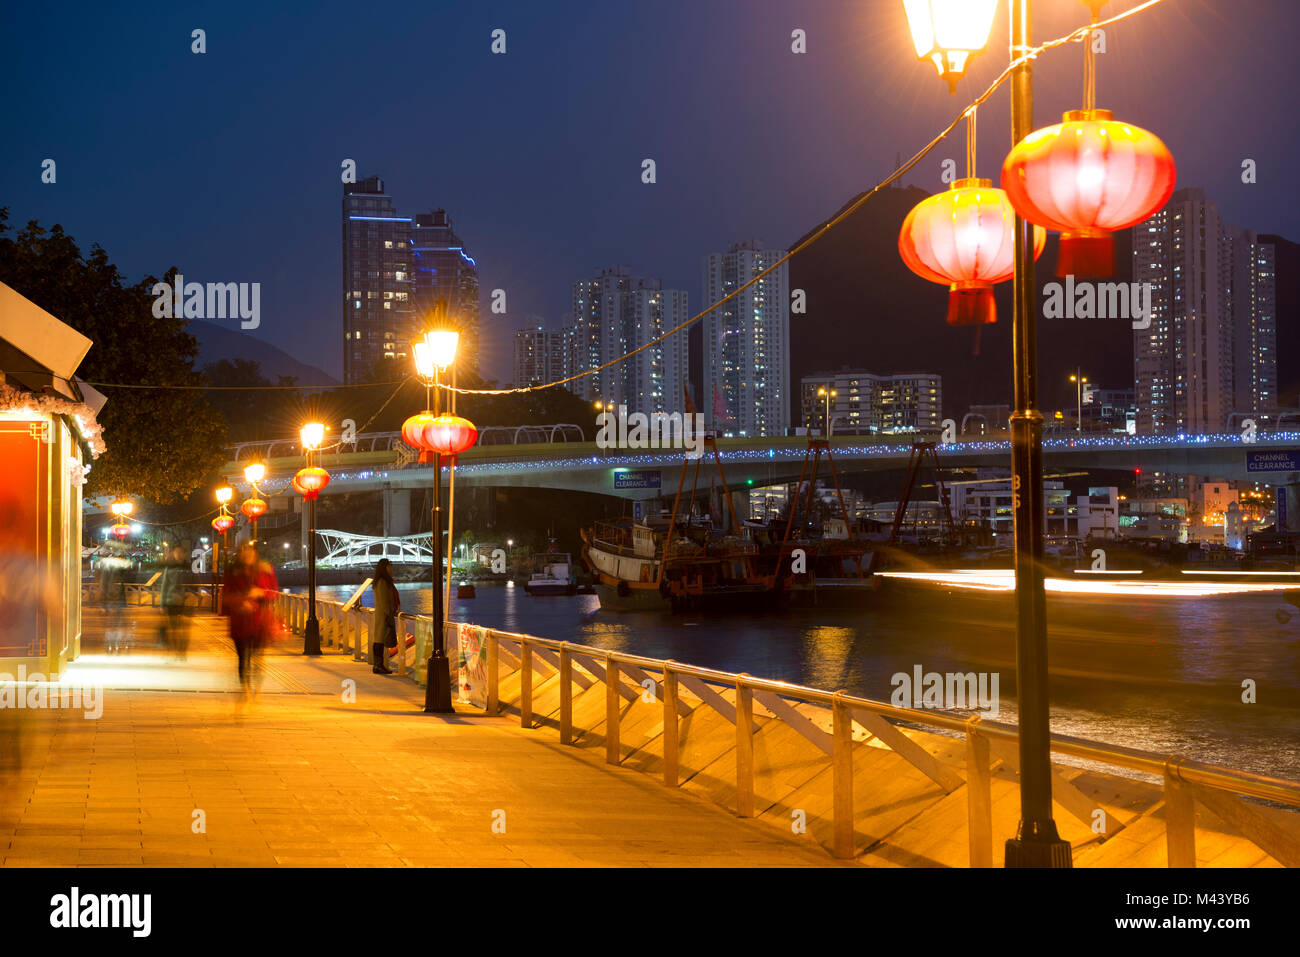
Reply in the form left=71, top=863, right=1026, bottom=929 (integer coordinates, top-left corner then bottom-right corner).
left=0, top=605, right=839, bottom=867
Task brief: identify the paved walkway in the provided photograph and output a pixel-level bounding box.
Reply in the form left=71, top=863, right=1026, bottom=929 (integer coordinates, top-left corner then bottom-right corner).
left=0, top=606, right=837, bottom=867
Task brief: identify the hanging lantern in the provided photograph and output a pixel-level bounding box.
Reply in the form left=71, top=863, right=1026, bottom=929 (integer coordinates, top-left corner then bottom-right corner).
left=241, top=497, right=267, bottom=520
left=111, top=522, right=130, bottom=538
left=402, top=412, right=477, bottom=464
left=1001, top=109, right=1176, bottom=278
left=425, top=414, right=478, bottom=457
left=293, top=466, right=331, bottom=500
left=899, top=178, right=1046, bottom=326
left=212, top=514, right=235, bottom=533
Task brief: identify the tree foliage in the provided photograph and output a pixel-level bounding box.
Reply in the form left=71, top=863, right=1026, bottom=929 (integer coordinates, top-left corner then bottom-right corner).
left=0, top=209, right=227, bottom=503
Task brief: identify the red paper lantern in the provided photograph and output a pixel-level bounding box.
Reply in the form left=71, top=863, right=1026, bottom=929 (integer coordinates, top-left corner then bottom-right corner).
left=1001, top=109, right=1176, bottom=278
left=293, top=466, right=331, bottom=500
left=111, top=522, right=129, bottom=538
left=241, top=497, right=267, bottom=520
left=212, top=514, right=235, bottom=533
left=401, top=412, right=478, bottom=464
left=899, top=178, right=1045, bottom=326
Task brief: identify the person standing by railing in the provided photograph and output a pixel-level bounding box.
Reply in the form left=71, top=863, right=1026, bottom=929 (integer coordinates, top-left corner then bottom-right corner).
left=371, top=558, right=400, bottom=675
left=221, top=542, right=278, bottom=698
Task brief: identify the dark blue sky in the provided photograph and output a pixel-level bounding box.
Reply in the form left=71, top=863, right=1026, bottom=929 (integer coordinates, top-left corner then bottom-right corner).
left=4, top=0, right=1296, bottom=383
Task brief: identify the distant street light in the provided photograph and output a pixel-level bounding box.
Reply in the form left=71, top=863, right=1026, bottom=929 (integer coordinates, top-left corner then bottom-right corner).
left=296, top=422, right=330, bottom=656
left=1070, top=369, right=1088, bottom=434
left=242, top=463, right=267, bottom=546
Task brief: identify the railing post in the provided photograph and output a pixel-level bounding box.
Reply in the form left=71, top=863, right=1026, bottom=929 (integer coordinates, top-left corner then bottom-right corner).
left=965, top=719, right=993, bottom=867
left=736, top=675, right=754, bottom=817
left=1165, top=759, right=1197, bottom=868
left=559, top=643, right=572, bottom=745
left=663, top=662, right=679, bottom=787
left=832, top=692, right=855, bottom=860
left=487, top=631, right=499, bottom=715
left=520, top=641, right=533, bottom=729
left=606, top=655, right=621, bottom=765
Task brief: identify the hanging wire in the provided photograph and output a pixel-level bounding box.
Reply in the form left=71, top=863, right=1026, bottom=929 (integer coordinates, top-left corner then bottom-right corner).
left=441, top=0, right=1169, bottom=397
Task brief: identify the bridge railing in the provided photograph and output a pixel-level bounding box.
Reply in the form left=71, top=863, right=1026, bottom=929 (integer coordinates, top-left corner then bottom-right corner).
left=267, top=597, right=1300, bottom=865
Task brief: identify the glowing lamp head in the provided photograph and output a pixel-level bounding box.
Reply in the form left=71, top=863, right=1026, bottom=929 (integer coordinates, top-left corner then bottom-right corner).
left=413, top=329, right=460, bottom=380
left=243, top=462, right=266, bottom=485
left=110, top=499, right=133, bottom=518
left=902, top=0, right=998, bottom=93
left=215, top=485, right=233, bottom=506
left=300, top=422, right=326, bottom=451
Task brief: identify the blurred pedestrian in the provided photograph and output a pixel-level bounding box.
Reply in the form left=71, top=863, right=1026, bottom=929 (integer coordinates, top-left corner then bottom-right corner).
left=159, top=545, right=190, bottom=659
left=99, top=556, right=129, bottom=653
left=371, top=558, right=400, bottom=675
left=221, top=542, right=278, bottom=697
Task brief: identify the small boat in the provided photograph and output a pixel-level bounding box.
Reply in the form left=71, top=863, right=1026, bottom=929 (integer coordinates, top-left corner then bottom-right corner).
left=523, top=553, right=578, bottom=596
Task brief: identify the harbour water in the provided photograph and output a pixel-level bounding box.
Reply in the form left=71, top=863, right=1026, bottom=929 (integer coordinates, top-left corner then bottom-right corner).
left=292, top=579, right=1300, bottom=782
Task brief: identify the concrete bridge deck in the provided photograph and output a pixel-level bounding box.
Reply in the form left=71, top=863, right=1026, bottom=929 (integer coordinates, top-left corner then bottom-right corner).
left=0, top=606, right=835, bottom=867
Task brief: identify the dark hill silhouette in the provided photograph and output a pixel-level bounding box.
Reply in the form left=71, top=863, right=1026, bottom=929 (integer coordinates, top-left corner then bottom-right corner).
left=787, top=183, right=1134, bottom=426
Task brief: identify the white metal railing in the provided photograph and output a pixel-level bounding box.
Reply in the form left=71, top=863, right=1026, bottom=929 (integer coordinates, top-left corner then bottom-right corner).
left=476, top=630, right=1300, bottom=866
left=265, top=597, right=1300, bottom=866
left=81, top=581, right=217, bottom=609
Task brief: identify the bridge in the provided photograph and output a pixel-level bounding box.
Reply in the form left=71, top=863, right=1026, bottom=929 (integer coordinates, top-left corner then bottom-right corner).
left=221, top=428, right=1300, bottom=505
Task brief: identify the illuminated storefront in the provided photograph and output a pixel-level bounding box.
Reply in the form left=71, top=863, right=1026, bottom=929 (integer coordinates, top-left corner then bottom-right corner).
left=0, top=281, right=105, bottom=677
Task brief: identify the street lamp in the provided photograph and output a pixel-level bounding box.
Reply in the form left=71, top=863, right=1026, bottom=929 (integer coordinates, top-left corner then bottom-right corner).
left=902, top=0, right=999, bottom=92
left=242, top=462, right=267, bottom=546
left=1070, top=370, right=1088, bottom=434
left=817, top=386, right=838, bottom=437
left=411, top=321, right=461, bottom=714
left=296, top=422, right=330, bottom=656
left=901, top=0, right=1071, bottom=867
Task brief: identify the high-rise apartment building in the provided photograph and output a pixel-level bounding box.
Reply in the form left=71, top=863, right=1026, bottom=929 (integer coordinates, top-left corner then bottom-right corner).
left=411, top=209, right=481, bottom=375
left=1132, top=188, right=1277, bottom=433
left=342, top=179, right=480, bottom=383
left=342, top=177, right=415, bottom=383
left=1231, top=230, right=1277, bottom=418
left=512, top=324, right=565, bottom=388
left=702, top=241, right=790, bottom=436
left=798, top=370, right=941, bottom=434
left=570, top=267, right=689, bottom=414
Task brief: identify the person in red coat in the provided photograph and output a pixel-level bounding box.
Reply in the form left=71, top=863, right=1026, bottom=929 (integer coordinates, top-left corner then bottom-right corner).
left=221, top=542, right=278, bottom=697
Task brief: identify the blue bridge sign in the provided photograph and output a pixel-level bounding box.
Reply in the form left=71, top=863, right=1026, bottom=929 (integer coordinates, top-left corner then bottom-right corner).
left=1245, top=450, right=1300, bottom=473
left=614, top=470, right=661, bottom=490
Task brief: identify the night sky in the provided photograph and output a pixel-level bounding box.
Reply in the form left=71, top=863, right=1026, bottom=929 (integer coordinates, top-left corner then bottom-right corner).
left=4, top=0, right=1296, bottom=386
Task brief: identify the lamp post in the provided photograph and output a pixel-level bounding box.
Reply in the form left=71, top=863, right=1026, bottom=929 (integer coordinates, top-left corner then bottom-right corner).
left=242, top=462, right=267, bottom=547
left=902, top=0, right=1071, bottom=866
left=1070, top=370, right=1088, bottom=433
left=412, top=325, right=462, bottom=714
left=817, top=386, right=838, bottom=437
left=297, top=423, right=328, bottom=656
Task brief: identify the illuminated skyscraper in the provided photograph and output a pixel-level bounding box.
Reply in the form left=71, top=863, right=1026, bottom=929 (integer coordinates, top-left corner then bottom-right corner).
left=342, top=177, right=414, bottom=383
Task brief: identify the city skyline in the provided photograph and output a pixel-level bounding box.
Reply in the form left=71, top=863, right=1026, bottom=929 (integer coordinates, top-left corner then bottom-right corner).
left=7, top=1, right=1299, bottom=389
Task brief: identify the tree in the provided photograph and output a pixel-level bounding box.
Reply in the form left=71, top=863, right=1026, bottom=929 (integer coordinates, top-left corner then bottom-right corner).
left=203, top=358, right=302, bottom=443
left=0, top=209, right=227, bottom=503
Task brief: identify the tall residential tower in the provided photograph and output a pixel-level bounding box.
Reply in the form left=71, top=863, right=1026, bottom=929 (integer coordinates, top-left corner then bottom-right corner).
left=702, top=241, right=790, bottom=436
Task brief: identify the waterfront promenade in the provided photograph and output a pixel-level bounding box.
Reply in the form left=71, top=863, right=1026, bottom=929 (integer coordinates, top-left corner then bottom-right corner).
left=3, top=602, right=1298, bottom=868
left=0, top=607, right=836, bottom=867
